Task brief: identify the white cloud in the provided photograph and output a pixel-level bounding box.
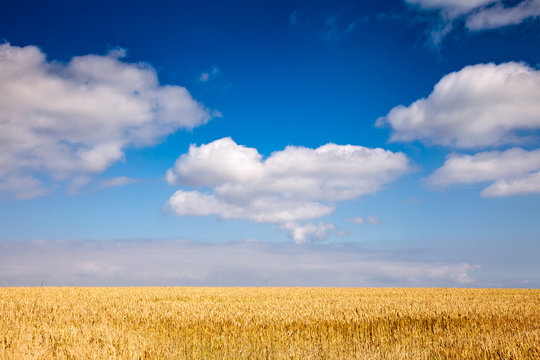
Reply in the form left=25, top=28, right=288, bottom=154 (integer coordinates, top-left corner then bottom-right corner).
left=481, top=170, right=540, bottom=197
left=466, top=0, right=540, bottom=30
left=404, top=0, right=540, bottom=44
left=406, top=0, right=494, bottom=16
left=167, top=138, right=410, bottom=202
left=280, top=222, right=336, bottom=244
left=0, top=43, right=214, bottom=199
left=166, top=190, right=334, bottom=223
left=377, top=62, right=540, bottom=148
left=381, top=61, right=540, bottom=198
left=428, top=148, right=540, bottom=196
left=165, top=138, right=410, bottom=241
left=0, top=239, right=480, bottom=286
left=429, top=148, right=540, bottom=186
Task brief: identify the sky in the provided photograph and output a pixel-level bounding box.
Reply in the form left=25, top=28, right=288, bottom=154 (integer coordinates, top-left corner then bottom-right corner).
left=1, top=0, right=539, bottom=287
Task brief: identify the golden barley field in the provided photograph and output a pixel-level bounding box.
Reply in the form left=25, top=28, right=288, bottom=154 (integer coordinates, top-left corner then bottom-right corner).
left=1, top=287, right=539, bottom=359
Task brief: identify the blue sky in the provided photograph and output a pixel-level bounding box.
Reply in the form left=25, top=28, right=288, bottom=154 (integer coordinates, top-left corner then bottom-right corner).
left=1, top=0, right=539, bottom=287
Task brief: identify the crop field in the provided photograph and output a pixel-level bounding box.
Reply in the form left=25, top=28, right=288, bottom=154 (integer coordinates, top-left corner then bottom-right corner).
left=1, top=287, right=539, bottom=359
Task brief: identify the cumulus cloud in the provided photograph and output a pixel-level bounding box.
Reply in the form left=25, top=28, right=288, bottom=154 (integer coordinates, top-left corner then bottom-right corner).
left=382, top=62, right=540, bottom=198
left=165, top=138, right=411, bottom=241
left=429, top=148, right=540, bottom=186
left=428, top=148, right=540, bottom=196
left=166, top=138, right=410, bottom=202
left=0, top=43, right=214, bottom=199
left=481, top=171, right=540, bottom=197
left=166, top=190, right=333, bottom=224
left=404, top=0, right=540, bottom=44
left=377, top=62, right=540, bottom=148
left=0, top=239, right=479, bottom=286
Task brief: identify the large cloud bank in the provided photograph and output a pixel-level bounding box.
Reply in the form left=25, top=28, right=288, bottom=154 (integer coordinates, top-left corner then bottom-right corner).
left=166, top=138, right=410, bottom=243
left=0, top=239, right=478, bottom=287
left=0, top=43, right=214, bottom=199
left=378, top=62, right=540, bottom=148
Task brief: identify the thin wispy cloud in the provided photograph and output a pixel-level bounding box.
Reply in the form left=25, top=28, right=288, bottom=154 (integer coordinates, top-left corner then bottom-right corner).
left=404, top=0, right=540, bottom=45
left=346, top=217, right=365, bottom=225
left=99, top=176, right=139, bottom=189
left=346, top=216, right=382, bottom=225
left=466, top=0, right=540, bottom=30
left=0, top=239, right=479, bottom=287
left=366, top=215, right=382, bottom=225
left=199, top=65, right=220, bottom=82
left=323, top=16, right=364, bottom=41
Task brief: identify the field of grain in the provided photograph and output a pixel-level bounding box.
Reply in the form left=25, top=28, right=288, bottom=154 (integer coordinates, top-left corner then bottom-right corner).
left=1, top=287, right=539, bottom=359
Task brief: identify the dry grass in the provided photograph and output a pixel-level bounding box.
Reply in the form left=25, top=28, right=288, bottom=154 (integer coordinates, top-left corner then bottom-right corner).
left=1, top=287, right=539, bottom=359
